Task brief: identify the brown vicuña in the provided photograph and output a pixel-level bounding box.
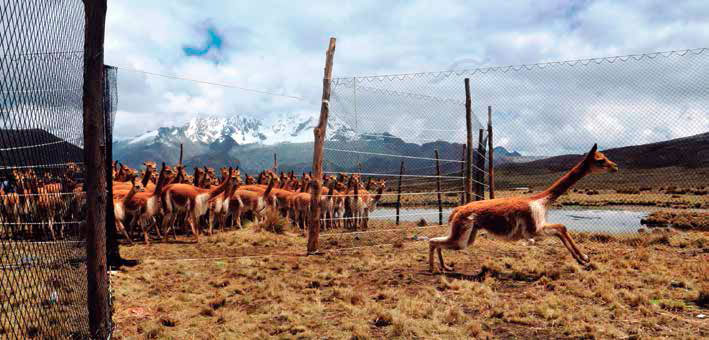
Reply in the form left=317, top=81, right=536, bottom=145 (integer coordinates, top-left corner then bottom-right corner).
left=428, top=144, right=618, bottom=273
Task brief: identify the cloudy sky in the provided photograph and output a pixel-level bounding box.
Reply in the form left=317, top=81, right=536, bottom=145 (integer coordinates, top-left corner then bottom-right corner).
left=104, top=1, right=709, bottom=155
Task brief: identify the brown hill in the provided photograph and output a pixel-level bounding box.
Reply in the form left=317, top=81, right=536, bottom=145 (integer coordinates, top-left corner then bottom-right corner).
left=499, top=132, right=709, bottom=174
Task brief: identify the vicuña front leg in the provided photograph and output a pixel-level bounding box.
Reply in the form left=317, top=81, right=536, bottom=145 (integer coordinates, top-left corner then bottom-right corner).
left=541, top=223, right=589, bottom=265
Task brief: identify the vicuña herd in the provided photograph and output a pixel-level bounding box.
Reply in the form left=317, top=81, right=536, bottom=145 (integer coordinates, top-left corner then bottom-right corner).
left=108, top=161, right=386, bottom=244
left=1, top=144, right=619, bottom=270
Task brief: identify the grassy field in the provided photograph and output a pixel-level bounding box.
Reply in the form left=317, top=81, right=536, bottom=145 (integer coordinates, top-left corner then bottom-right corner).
left=111, top=222, right=708, bottom=339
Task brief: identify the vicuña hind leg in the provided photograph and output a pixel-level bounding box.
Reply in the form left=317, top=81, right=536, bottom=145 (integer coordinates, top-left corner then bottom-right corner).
left=428, top=216, right=476, bottom=273
left=541, top=223, right=589, bottom=265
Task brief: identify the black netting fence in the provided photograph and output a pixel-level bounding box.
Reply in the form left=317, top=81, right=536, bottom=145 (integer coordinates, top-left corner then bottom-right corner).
left=320, top=48, right=709, bottom=250
left=0, top=1, right=116, bottom=338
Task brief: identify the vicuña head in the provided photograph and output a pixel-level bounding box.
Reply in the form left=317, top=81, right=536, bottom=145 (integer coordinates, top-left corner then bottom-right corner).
left=585, top=144, right=618, bottom=174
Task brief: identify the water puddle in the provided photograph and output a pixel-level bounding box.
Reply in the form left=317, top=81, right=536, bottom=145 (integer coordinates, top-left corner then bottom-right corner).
left=370, top=206, right=651, bottom=234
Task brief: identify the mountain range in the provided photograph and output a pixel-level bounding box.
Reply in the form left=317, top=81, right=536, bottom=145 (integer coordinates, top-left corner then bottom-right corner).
left=112, top=114, right=525, bottom=174
left=112, top=114, right=708, bottom=181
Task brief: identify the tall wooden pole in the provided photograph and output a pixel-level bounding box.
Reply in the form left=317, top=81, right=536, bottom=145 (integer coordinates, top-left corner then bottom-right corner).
left=83, top=0, right=110, bottom=337
left=464, top=78, right=473, bottom=203
left=104, top=66, right=121, bottom=269
left=476, top=129, right=486, bottom=201
left=179, top=143, right=183, bottom=166
left=395, top=160, right=404, bottom=225
left=460, top=144, right=465, bottom=205
left=308, top=37, right=336, bottom=254
left=434, top=149, right=442, bottom=225
left=487, top=106, right=495, bottom=199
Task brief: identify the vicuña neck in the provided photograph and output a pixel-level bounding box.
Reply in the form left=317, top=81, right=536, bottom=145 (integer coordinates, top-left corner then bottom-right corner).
left=533, top=159, right=590, bottom=202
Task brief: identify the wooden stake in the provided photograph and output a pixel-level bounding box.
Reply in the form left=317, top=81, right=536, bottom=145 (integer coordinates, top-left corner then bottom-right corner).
left=476, top=129, right=487, bottom=201
left=104, top=66, right=121, bottom=269
left=396, top=160, right=404, bottom=225
left=435, top=149, right=442, bottom=225
left=464, top=78, right=473, bottom=203
left=487, top=106, right=495, bottom=199
left=308, top=37, right=336, bottom=254
left=83, top=0, right=110, bottom=337
left=273, top=153, right=278, bottom=172
left=460, top=144, right=465, bottom=205
left=179, top=143, right=183, bottom=166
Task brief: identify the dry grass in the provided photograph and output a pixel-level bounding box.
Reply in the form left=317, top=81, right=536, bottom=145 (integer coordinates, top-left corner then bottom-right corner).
left=112, top=224, right=708, bottom=339
left=1, top=241, right=91, bottom=339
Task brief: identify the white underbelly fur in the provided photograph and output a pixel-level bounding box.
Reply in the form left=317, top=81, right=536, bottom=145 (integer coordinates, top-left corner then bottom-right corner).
left=529, top=198, right=548, bottom=234
left=194, top=193, right=210, bottom=217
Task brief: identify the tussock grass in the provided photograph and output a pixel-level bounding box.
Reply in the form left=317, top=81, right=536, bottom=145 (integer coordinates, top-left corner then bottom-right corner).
left=112, top=229, right=708, bottom=339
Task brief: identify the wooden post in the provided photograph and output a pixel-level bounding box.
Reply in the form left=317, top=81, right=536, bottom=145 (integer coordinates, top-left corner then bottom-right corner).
left=487, top=106, right=495, bottom=199
left=476, top=129, right=487, bottom=201
left=83, top=0, right=110, bottom=338
left=104, top=67, right=122, bottom=269
left=308, top=37, right=336, bottom=254
left=179, top=143, right=183, bottom=165
left=395, top=160, right=404, bottom=225
left=460, top=144, right=465, bottom=205
left=464, top=78, right=473, bottom=203
left=273, top=153, right=278, bottom=172
left=435, top=149, right=442, bottom=225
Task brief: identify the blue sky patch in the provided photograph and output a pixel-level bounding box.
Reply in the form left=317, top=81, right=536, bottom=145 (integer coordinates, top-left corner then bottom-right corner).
left=183, top=26, right=224, bottom=60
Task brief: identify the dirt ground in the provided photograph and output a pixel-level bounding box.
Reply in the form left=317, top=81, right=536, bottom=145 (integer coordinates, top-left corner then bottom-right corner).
left=110, top=223, right=708, bottom=339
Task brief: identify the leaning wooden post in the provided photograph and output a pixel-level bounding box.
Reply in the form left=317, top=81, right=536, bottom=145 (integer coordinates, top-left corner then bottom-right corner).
left=83, top=0, right=110, bottom=337
left=395, top=160, right=404, bottom=225
left=487, top=106, right=495, bottom=199
left=179, top=143, right=183, bottom=166
left=460, top=144, right=465, bottom=205
left=434, top=149, right=442, bottom=225
left=464, top=78, right=473, bottom=203
left=308, top=37, right=336, bottom=254
left=476, top=128, right=486, bottom=200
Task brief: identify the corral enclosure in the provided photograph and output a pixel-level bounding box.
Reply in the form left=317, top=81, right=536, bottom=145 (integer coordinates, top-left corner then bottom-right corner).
left=0, top=0, right=707, bottom=337
left=319, top=48, right=709, bottom=249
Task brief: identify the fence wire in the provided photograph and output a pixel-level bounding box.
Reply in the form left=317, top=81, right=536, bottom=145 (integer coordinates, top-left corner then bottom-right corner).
left=321, top=47, right=709, bottom=250
left=0, top=1, right=115, bottom=338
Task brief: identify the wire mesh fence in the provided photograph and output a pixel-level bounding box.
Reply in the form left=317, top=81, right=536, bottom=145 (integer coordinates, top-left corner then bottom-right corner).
left=0, top=1, right=115, bottom=338
left=321, top=48, right=709, bottom=250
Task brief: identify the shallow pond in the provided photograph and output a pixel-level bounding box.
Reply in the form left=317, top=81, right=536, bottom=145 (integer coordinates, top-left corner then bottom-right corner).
left=370, top=206, right=651, bottom=234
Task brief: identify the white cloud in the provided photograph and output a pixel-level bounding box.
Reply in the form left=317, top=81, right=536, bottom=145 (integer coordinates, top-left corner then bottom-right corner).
left=105, top=1, right=709, bottom=155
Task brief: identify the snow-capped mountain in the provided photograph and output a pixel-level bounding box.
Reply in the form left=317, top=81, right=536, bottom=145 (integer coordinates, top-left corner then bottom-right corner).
left=122, top=113, right=356, bottom=147
left=113, top=113, right=524, bottom=173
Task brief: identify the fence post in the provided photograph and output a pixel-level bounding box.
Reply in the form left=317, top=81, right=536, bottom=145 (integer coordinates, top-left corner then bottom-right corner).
left=104, top=66, right=120, bottom=269
left=308, top=37, right=336, bottom=254
left=460, top=144, right=465, bottom=205
left=487, top=106, right=495, bottom=199
left=464, top=78, right=473, bottom=203
left=179, top=143, right=183, bottom=166
left=476, top=128, right=487, bottom=201
left=83, top=0, right=110, bottom=338
left=435, top=149, right=442, bottom=225
left=396, top=160, right=404, bottom=225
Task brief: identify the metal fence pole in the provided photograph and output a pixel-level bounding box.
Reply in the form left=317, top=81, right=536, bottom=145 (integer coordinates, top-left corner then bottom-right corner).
left=396, top=160, right=404, bottom=225
left=435, top=149, right=442, bottom=225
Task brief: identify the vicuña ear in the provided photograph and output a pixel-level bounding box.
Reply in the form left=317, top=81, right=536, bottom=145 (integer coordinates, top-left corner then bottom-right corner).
left=586, top=143, right=598, bottom=159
